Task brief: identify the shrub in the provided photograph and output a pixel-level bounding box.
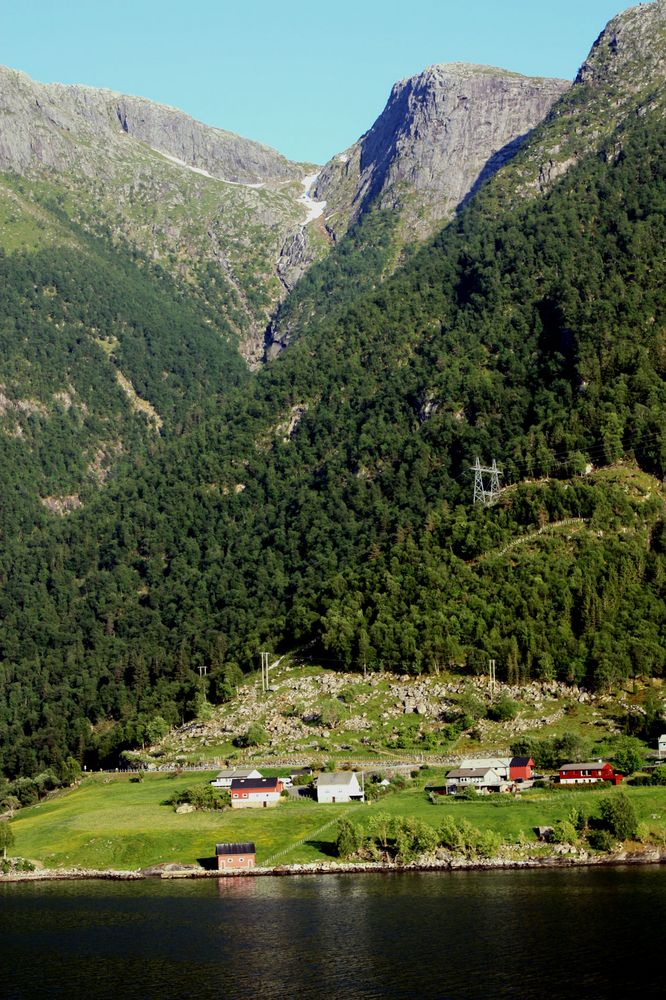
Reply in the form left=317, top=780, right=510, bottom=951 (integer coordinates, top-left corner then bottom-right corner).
left=459, top=785, right=478, bottom=801
left=487, top=693, right=519, bottom=722
left=233, top=723, right=267, bottom=748
left=393, top=817, right=438, bottom=862
left=551, top=820, right=578, bottom=845
left=438, top=817, right=480, bottom=858
left=598, top=792, right=638, bottom=840
left=588, top=829, right=616, bottom=853
left=476, top=830, right=502, bottom=858
left=568, top=806, right=589, bottom=833
left=336, top=818, right=363, bottom=859
left=651, top=765, right=666, bottom=786
left=164, top=783, right=229, bottom=811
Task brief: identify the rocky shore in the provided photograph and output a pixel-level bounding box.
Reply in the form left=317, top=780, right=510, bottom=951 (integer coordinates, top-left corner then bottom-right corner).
left=2, top=848, right=664, bottom=883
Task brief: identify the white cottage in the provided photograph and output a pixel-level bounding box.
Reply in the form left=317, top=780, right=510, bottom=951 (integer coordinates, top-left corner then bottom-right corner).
left=316, top=771, right=364, bottom=804
left=658, top=735, right=666, bottom=758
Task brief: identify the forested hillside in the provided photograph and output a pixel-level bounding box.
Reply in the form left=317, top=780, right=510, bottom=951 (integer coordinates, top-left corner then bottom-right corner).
left=0, top=3, right=665, bottom=781
left=1, top=95, right=664, bottom=779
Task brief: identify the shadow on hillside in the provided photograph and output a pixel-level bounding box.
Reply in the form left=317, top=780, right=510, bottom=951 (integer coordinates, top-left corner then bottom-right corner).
left=304, top=839, right=338, bottom=858
left=458, top=131, right=531, bottom=211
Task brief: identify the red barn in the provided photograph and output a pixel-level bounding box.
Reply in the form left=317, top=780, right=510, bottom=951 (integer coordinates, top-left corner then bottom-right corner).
left=559, top=761, right=621, bottom=785
left=509, top=756, right=534, bottom=781
left=216, top=842, right=256, bottom=870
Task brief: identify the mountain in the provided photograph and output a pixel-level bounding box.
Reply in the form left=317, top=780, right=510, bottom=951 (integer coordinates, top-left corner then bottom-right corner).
left=0, top=2, right=664, bottom=781
left=0, top=66, right=331, bottom=366
left=316, top=64, right=569, bottom=240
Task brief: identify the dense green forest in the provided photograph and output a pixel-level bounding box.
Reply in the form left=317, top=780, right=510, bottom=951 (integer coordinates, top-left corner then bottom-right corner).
left=0, top=98, right=665, bottom=780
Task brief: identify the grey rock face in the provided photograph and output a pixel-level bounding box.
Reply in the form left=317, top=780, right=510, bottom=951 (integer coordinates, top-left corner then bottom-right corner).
left=576, top=0, right=666, bottom=89
left=0, top=66, right=300, bottom=183
left=316, top=64, right=569, bottom=239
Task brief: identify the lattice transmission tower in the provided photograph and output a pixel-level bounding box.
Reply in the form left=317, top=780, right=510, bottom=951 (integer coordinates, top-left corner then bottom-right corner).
left=471, top=457, right=503, bottom=506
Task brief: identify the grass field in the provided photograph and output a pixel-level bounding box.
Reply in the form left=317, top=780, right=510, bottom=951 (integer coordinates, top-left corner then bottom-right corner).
left=9, top=770, right=666, bottom=871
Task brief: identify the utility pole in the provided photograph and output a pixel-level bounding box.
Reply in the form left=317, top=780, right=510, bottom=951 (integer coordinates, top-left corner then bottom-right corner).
left=471, top=457, right=503, bottom=506
left=489, top=659, right=496, bottom=696
left=260, top=651, right=270, bottom=692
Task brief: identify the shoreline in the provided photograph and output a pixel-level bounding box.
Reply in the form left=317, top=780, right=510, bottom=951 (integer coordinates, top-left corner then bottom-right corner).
left=2, top=848, right=664, bottom=883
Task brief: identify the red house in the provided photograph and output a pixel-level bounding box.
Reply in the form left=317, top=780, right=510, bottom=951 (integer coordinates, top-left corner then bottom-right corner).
left=230, top=776, right=283, bottom=808
left=509, top=756, right=534, bottom=781
left=216, top=842, right=256, bottom=870
left=559, top=761, right=622, bottom=785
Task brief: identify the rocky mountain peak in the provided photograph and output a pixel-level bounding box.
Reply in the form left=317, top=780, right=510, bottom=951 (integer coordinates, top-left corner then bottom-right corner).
left=576, top=0, right=666, bottom=88
left=0, top=65, right=301, bottom=184
left=315, top=63, right=569, bottom=240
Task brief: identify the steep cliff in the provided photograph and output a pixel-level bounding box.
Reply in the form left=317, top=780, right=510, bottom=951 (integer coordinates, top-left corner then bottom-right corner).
left=316, top=65, right=569, bottom=239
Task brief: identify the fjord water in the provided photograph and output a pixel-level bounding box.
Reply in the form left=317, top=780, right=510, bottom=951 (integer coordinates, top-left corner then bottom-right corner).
left=2, top=867, right=664, bottom=999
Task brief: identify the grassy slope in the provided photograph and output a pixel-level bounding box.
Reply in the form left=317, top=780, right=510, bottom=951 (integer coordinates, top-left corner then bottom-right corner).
left=10, top=771, right=666, bottom=871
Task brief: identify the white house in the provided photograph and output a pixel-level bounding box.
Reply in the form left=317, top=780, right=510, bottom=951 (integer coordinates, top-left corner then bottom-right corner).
left=658, top=735, right=666, bottom=758
left=459, top=757, right=511, bottom=780
left=316, top=771, right=364, bottom=804
left=210, top=767, right=263, bottom=789
left=446, top=767, right=503, bottom=792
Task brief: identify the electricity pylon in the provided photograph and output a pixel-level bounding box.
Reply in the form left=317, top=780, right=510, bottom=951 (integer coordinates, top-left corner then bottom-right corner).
left=471, top=457, right=503, bottom=506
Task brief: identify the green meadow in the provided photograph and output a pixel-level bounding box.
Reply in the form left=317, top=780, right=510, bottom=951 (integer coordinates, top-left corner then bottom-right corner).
left=9, top=770, right=666, bottom=871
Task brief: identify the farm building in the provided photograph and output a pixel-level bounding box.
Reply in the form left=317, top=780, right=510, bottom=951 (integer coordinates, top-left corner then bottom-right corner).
left=459, top=757, right=511, bottom=779
left=446, top=767, right=503, bottom=792
left=316, top=772, right=364, bottom=804
left=216, top=842, right=256, bottom=870
left=210, top=767, right=263, bottom=789
left=658, top=735, right=666, bottom=758
left=509, top=756, right=535, bottom=781
left=558, top=761, right=622, bottom=785
left=457, top=756, right=535, bottom=783
left=230, top=777, right=283, bottom=808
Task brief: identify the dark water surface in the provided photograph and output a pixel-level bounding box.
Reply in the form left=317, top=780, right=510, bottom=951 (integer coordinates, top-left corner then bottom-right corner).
left=1, top=866, right=664, bottom=999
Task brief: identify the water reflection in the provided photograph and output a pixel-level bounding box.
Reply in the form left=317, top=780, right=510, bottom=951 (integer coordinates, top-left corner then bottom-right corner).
left=1, top=868, right=665, bottom=999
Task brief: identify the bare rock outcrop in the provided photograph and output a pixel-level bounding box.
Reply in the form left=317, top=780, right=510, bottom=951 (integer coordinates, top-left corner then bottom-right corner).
left=0, top=66, right=300, bottom=184
left=316, top=64, right=569, bottom=239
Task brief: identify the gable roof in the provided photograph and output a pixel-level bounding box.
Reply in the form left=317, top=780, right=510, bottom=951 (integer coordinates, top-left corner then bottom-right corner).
left=216, top=842, right=256, bottom=855
left=459, top=757, right=510, bottom=770
left=559, top=761, right=610, bottom=772
left=215, top=767, right=262, bottom=779
left=510, top=757, right=534, bottom=767
left=446, top=767, right=501, bottom=779
left=316, top=771, right=360, bottom=786
left=231, top=777, right=281, bottom=791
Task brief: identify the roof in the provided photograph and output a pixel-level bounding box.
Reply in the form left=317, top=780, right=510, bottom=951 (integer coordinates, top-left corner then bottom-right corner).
left=215, top=767, right=261, bottom=779
left=510, top=757, right=534, bottom=767
left=231, top=777, right=281, bottom=791
left=559, top=761, right=610, bottom=772
left=216, top=842, right=256, bottom=855
left=447, top=767, right=500, bottom=779
left=459, top=757, right=510, bottom=770
left=316, top=771, right=360, bottom=786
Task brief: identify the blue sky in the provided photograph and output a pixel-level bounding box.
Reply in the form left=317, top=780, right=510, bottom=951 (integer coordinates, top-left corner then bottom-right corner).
left=4, top=0, right=630, bottom=163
